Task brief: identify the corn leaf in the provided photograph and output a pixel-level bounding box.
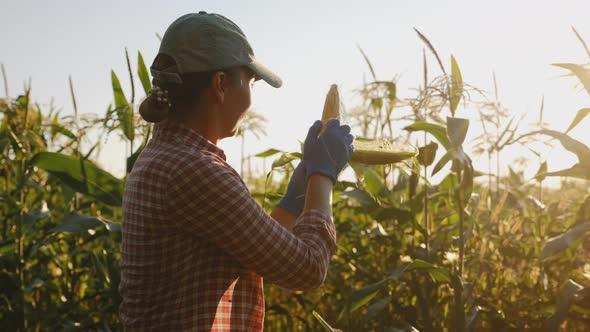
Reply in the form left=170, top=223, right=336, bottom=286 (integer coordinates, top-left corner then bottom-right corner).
left=349, top=279, right=387, bottom=312
left=450, top=55, right=463, bottom=116
left=417, top=142, right=438, bottom=167
left=363, top=168, right=388, bottom=198
left=31, top=152, right=123, bottom=206
left=541, top=164, right=590, bottom=180
left=565, top=108, right=590, bottom=134
left=552, top=63, right=590, bottom=98
left=255, top=148, right=282, bottom=158
left=126, top=142, right=145, bottom=174
left=385, top=82, right=397, bottom=120
left=374, top=207, right=413, bottom=223
left=447, top=117, right=469, bottom=148
left=404, top=122, right=451, bottom=150
left=390, top=259, right=451, bottom=283
left=535, top=161, right=548, bottom=182
left=544, top=280, right=585, bottom=332
left=361, top=297, right=390, bottom=325
left=52, top=212, right=120, bottom=233
left=312, top=310, right=342, bottom=332
left=340, top=188, right=378, bottom=208
left=111, top=70, right=135, bottom=142
left=576, top=195, right=590, bottom=222
left=271, top=152, right=301, bottom=169
left=432, top=148, right=455, bottom=176
left=530, top=129, right=590, bottom=165
left=455, top=163, right=474, bottom=206
left=137, top=51, right=152, bottom=95
left=541, top=221, right=590, bottom=260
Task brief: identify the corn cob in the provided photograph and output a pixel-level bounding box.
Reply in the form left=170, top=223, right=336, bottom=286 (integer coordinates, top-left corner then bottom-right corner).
left=320, top=84, right=416, bottom=165
left=320, top=84, right=341, bottom=134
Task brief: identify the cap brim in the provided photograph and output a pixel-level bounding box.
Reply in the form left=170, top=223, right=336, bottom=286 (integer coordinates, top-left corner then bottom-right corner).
left=247, top=61, right=282, bottom=88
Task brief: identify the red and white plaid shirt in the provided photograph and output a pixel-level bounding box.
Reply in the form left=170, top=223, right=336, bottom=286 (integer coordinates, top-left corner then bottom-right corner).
left=119, top=120, right=337, bottom=331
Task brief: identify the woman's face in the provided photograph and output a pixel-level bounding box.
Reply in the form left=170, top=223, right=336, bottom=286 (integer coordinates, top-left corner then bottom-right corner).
left=219, top=67, right=256, bottom=138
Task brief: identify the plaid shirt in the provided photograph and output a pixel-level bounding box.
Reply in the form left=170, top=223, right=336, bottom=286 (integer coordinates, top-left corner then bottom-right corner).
left=119, top=120, right=337, bottom=331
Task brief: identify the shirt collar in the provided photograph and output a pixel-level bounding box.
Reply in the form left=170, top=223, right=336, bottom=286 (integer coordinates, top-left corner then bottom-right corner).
left=151, top=120, right=226, bottom=160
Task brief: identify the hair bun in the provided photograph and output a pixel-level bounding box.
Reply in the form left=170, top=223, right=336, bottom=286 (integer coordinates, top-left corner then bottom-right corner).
left=139, top=86, right=172, bottom=123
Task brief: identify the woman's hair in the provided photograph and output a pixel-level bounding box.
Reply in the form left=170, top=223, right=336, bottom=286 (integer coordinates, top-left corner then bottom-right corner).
left=139, top=54, right=240, bottom=123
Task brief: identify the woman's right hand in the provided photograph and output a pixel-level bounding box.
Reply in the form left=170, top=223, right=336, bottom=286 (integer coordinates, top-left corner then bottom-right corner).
left=303, top=119, right=354, bottom=183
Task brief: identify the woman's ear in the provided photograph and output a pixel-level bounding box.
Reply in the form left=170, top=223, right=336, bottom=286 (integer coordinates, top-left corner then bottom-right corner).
left=210, top=71, right=226, bottom=103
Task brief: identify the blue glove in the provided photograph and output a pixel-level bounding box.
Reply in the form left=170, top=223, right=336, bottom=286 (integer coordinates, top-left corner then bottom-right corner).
left=276, top=161, right=307, bottom=216
left=303, top=119, right=354, bottom=183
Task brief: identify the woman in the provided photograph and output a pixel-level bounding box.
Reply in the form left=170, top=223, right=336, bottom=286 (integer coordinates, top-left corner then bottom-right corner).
left=119, top=12, right=354, bottom=331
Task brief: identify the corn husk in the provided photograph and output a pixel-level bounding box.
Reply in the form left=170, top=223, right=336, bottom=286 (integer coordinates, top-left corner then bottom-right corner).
left=352, top=139, right=417, bottom=165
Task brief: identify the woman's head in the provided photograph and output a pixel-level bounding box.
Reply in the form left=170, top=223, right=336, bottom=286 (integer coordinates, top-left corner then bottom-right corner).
left=138, top=53, right=244, bottom=123
left=138, top=11, right=281, bottom=132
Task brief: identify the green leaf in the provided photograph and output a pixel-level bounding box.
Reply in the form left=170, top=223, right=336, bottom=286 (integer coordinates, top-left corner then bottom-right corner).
left=541, top=221, right=590, bottom=260
left=137, top=51, right=152, bottom=95
left=61, top=183, right=76, bottom=205
left=52, top=213, right=121, bottom=233
left=349, top=279, right=387, bottom=312
left=390, top=259, right=451, bottom=283
left=374, top=207, right=413, bottom=223
left=255, top=148, right=281, bottom=158
left=535, top=161, right=548, bottom=182
left=361, top=297, right=390, bottom=324
left=447, top=117, right=469, bottom=148
left=455, top=164, right=474, bottom=206
left=111, top=70, right=135, bottom=142
left=385, top=82, right=397, bottom=119
left=271, top=152, right=301, bottom=169
left=363, top=168, right=388, bottom=198
left=544, top=279, right=585, bottom=332
left=432, top=148, right=455, bottom=176
left=52, top=213, right=100, bottom=233
left=32, top=152, right=124, bottom=206
left=552, top=63, right=590, bottom=98
left=312, top=310, right=342, bottom=332
left=576, top=195, right=590, bottom=222
left=386, top=325, right=420, bottom=332
left=404, top=122, right=451, bottom=150
left=48, top=123, right=76, bottom=140
left=0, top=240, right=16, bottom=256
left=127, top=142, right=145, bottom=174
left=24, top=209, right=51, bottom=232
left=565, top=108, right=590, bottom=134
left=450, top=55, right=463, bottom=116
left=466, top=305, right=481, bottom=331
left=91, top=251, right=110, bottom=285
left=417, top=142, right=438, bottom=167
left=530, top=129, right=590, bottom=165
left=542, top=163, right=590, bottom=180
left=340, top=189, right=378, bottom=208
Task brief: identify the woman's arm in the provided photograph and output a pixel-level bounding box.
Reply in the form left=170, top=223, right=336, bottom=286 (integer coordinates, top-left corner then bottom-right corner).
left=270, top=206, right=298, bottom=229
left=270, top=173, right=333, bottom=230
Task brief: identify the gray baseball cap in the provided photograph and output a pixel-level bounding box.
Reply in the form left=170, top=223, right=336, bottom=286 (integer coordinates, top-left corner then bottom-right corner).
left=151, top=11, right=282, bottom=88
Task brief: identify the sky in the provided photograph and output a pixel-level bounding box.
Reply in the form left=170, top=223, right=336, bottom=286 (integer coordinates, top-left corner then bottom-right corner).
left=2, top=0, right=590, bottom=186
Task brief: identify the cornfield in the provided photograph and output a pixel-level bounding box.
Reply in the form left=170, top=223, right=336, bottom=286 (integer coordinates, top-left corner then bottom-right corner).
left=1, top=29, right=590, bottom=331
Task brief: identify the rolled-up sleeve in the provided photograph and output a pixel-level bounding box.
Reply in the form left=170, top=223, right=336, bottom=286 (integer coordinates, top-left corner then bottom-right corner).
left=166, top=154, right=337, bottom=290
